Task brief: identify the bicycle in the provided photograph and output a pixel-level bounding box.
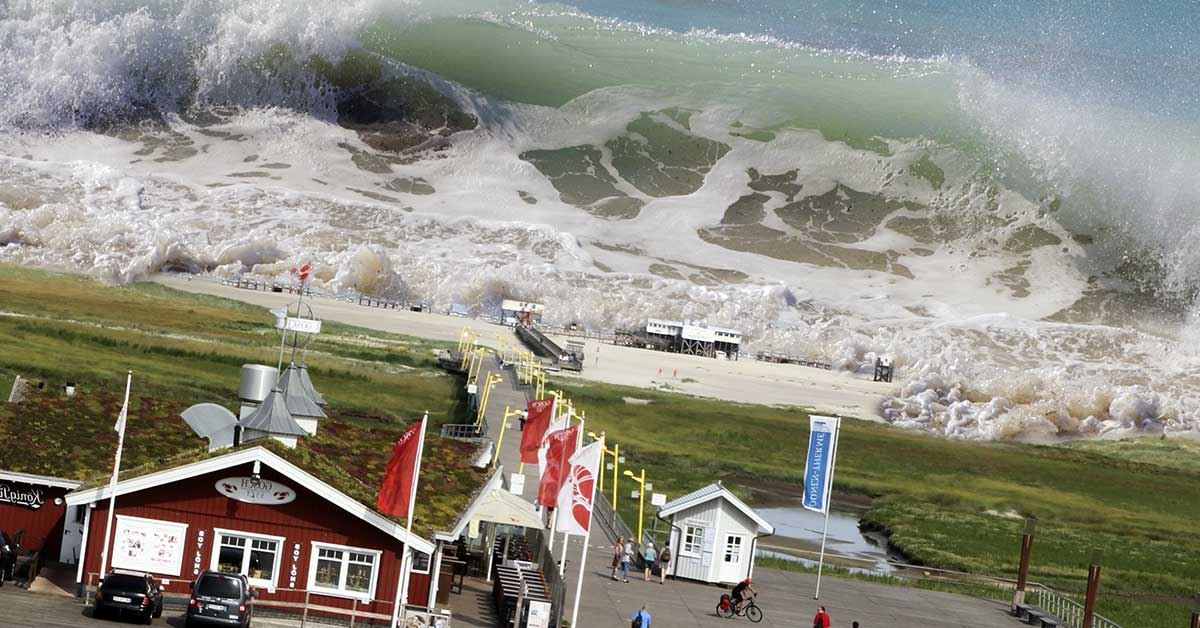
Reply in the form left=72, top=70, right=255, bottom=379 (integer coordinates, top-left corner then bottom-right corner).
left=716, top=593, right=763, bottom=623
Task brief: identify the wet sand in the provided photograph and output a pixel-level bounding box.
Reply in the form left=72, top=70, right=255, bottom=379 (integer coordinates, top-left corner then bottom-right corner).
left=152, top=274, right=894, bottom=420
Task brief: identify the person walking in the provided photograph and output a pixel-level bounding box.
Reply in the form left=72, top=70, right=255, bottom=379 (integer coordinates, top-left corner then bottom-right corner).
left=813, top=605, right=831, bottom=628
left=611, top=538, right=624, bottom=580
left=656, top=544, right=671, bottom=584
left=642, top=543, right=656, bottom=581
left=619, top=538, right=634, bottom=582
left=631, top=605, right=652, bottom=628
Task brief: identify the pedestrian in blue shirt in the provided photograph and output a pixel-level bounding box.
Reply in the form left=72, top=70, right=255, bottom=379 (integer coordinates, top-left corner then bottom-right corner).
left=631, top=605, right=651, bottom=628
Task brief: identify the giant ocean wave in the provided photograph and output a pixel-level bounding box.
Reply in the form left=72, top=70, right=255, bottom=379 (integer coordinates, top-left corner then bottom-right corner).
left=3, top=0, right=1200, bottom=440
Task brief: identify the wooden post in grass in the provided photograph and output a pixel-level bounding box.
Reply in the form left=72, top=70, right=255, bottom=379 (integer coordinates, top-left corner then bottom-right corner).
left=1082, top=548, right=1102, bottom=628
left=1189, top=594, right=1198, bottom=628
left=1012, top=517, right=1036, bottom=612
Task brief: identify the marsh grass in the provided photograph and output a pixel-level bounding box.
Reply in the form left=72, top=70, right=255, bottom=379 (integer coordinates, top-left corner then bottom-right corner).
left=555, top=377, right=1200, bottom=627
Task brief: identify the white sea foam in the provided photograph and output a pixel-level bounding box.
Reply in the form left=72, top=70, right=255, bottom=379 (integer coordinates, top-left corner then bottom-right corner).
left=3, top=0, right=1200, bottom=441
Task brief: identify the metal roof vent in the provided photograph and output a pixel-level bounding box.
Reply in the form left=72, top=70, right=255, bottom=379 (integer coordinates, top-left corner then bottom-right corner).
left=239, top=387, right=307, bottom=448
left=278, top=363, right=325, bottom=436
left=239, top=364, right=278, bottom=405
left=181, top=403, right=239, bottom=452
left=297, top=363, right=326, bottom=406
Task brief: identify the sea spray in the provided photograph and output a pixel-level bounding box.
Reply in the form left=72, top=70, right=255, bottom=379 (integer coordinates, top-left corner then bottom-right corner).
left=4, top=1, right=1200, bottom=440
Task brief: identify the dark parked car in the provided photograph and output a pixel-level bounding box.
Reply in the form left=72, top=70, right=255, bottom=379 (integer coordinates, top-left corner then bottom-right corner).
left=186, top=571, right=257, bottom=628
left=93, top=570, right=164, bottom=624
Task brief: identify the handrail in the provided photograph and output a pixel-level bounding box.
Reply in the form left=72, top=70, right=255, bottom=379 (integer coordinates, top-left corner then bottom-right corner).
left=1030, top=585, right=1121, bottom=628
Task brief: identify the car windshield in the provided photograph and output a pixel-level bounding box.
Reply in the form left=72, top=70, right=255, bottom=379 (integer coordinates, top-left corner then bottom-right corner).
left=197, top=575, right=243, bottom=598
left=103, top=574, right=148, bottom=592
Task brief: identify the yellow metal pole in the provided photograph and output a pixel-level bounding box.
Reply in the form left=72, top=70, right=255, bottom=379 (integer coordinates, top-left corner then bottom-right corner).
left=612, top=443, right=620, bottom=506
left=494, top=406, right=524, bottom=470
left=624, top=468, right=646, bottom=541
left=637, top=469, right=646, bottom=540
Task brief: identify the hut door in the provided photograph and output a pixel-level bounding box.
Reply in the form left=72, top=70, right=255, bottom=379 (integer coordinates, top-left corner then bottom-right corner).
left=719, top=534, right=745, bottom=583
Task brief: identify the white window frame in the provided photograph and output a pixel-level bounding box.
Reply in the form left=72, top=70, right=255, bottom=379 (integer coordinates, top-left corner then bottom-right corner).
left=681, top=524, right=705, bottom=557
left=723, top=534, right=743, bottom=563
left=306, top=541, right=383, bottom=602
left=210, top=528, right=285, bottom=590
left=411, top=550, right=431, bottom=575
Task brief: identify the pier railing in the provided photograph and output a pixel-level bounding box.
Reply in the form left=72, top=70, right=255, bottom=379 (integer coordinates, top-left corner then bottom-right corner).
left=1030, top=586, right=1121, bottom=628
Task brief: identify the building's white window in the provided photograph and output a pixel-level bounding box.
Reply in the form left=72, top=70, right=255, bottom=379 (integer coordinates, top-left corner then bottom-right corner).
left=682, top=525, right=704, bottom=556
left=411, top=550, right=431, bottom=574
left=211, top=528, right=285, bottom=589
left=308, top=542, right=382, bottom=600
left=723, top=535, right=743, bottom=563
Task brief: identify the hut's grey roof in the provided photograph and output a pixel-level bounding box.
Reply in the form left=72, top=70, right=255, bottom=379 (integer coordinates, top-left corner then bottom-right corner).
left=239, top=387, right=308, bottom=436
left=297, top=364, right=326, bottom=406
left=278, top=364, right=327, bottom=419
left=657, top=482, right=774, bottom=534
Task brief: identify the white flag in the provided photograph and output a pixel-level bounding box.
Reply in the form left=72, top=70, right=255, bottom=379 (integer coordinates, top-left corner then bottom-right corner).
left=537, top=409, right=570, bottom=477
left=555, top=441, right=602, bottom=536
left=114, top=400, right=128, bottom=436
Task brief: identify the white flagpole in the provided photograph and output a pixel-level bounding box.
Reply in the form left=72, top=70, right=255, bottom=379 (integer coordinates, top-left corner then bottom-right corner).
left=98, top=370, right=132, bottom=580
left=392, top=413, right=428, bottom=628
left=569, top=435, right=603, bottom=628
left=813, top=416, right=841, bottom=600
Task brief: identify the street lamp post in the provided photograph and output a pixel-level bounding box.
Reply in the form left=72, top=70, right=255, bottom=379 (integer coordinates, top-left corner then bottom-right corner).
left=475, top=372, right=503, bottom=427
left=494, top=406, right=524, bottom=469
left=624, top=467, right=647, bottom=542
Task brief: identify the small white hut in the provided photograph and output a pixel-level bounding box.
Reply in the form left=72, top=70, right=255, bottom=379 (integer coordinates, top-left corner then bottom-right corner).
left=657, top=483, right=774, bottom=584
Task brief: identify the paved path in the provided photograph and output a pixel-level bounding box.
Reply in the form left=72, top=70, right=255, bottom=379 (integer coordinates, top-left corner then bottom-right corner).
left=561, top=541, right=1020, bottom=628
left=0, top=586, right=349, bottom=628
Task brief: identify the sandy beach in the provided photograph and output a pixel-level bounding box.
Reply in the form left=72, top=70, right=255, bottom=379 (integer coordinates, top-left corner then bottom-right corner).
left=152, top=274, right=894, bottom=420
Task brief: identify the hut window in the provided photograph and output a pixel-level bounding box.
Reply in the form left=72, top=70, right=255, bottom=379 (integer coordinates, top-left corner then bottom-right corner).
left=308, top=541, right=382, bottom=600
left=682, top=525, right=704, bottom=556
left=411, top=550, right=431, bottom=574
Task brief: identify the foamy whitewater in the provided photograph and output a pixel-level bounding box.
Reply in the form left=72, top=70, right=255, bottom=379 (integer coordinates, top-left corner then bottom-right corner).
left=3, top=0, right=1200, bottom=440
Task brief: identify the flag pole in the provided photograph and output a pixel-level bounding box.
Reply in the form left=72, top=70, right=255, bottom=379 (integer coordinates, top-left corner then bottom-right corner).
left=813, top=416, right=841, bottom=600
left=570, top=434, right=603, bottom=628
left=98, top=370, right=132, bottom=581
left=392, top=413, right=428, bottom=628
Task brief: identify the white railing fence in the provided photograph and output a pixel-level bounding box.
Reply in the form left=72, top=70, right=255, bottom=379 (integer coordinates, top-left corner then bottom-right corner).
left=1030, top=586, right=1121, bottom=628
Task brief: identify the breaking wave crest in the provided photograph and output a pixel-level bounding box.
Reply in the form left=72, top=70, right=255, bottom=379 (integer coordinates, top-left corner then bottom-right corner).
left=4, top=0, right=1200, bottom=440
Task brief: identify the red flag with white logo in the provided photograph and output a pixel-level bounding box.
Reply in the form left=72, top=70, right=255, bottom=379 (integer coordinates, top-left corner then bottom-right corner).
left=376, top=419, right=424, bottom=519
left=555, top=440, right=602, bottom=535
left=536, top=424, right=579, bottom=506
left=519, top=396, right=556, bottom=464
left=291, top=262, right=313, bottom=284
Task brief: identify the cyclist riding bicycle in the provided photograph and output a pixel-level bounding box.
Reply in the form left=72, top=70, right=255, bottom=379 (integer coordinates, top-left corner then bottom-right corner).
left=730, top=577, right=754, bottom=611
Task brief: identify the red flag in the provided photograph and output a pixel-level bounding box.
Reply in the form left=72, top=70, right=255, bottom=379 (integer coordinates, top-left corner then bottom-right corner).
left=376, top=421, right=423, bottom=518
left=537, top=425, right=579, bottom=506
left=292, top=262, right=312, bottom=282
left=519, top=397, right=555, bottom=464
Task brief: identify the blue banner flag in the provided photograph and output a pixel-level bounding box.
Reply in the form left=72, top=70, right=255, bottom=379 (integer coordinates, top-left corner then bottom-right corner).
left=802, top=416, right=840, bottom=514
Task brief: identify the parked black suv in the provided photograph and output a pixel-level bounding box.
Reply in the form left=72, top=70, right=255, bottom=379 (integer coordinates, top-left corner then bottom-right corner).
left=93, top=570, right=164, bottom=624
left=186, top=571, right=257, bottom=627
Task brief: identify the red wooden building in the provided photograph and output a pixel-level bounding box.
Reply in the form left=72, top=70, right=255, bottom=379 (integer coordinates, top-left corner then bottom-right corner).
left=0, top=471, right=81, bottom=561
left=67, top=446, right=435, bottom=617
left=0, top=383, right=492, bottom=625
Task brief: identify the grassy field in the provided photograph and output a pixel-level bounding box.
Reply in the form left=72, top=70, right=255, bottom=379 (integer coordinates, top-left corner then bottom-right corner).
left=3, top=265, right=1196, bottom=627
left=0, top=265, right=464, bottom=424
left=554, top=378, right=1200, bottom=628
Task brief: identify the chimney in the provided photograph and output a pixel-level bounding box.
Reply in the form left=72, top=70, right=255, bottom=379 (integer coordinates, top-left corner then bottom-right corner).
left=238, top=364, right=278, bottom=420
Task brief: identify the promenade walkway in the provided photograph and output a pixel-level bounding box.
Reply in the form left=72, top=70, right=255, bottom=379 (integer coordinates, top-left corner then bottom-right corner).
left=457, top=355, right=1020, bottom=628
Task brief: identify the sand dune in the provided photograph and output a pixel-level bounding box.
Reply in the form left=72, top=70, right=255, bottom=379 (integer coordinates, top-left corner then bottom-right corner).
left=153, top=274, right=893, bottom=420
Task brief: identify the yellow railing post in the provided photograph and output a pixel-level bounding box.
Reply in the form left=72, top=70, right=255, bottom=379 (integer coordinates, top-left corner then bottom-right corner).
left=623, top=467, right=647, bottom=541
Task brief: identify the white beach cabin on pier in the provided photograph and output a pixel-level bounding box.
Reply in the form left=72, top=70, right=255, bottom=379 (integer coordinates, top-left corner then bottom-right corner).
left=657, top=483, right=774, bottom=584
